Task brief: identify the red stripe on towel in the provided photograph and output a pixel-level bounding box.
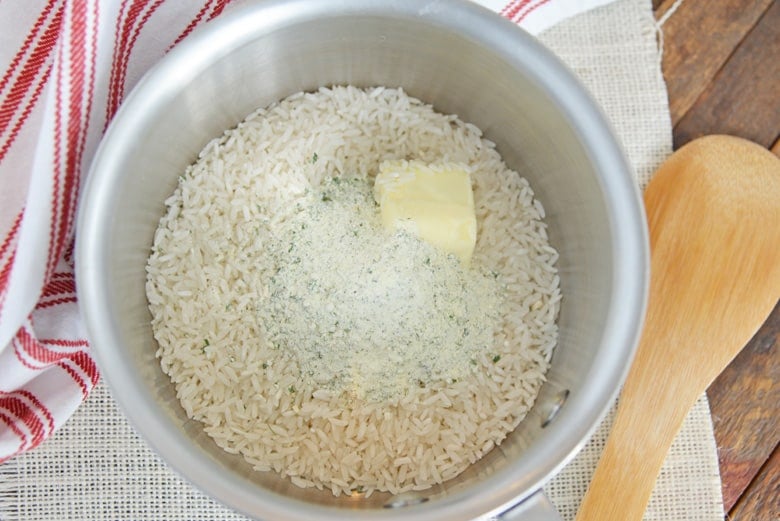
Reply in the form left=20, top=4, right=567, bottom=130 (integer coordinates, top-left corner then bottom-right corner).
left=0, top=411, right=27, bottom=463
left=0, top=3, right=62, bottom=163
left=515, top=0, right=553, bottom=23
left=0, top=394, right=45, bottom=450
left=57, top=358, right=89, bottom=397
left=105, top=0, right=164, bottom=123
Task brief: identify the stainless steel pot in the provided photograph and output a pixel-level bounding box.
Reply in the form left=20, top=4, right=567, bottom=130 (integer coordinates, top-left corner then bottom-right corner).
left=76, top=1, right=648, bottom=519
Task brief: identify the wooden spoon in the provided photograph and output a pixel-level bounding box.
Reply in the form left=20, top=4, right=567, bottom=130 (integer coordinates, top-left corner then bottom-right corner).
left=575, top=135, right=780, bottom=521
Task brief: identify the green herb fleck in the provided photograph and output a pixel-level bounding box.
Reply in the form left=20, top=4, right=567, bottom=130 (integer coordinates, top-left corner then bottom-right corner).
left=470, top=359, right=478, bottom=366
left=203, top=338, right=210, bottom=347
left=288, top=385, right=296, bottom=393
left=311, top=152, right=319, bottom=163
left=424, top=257, right=431, bottom=266
left=492, top=355, right=501, bottom=363
left=262, top=362, right=268, bottom=369
left=321, top=194, right=332, bottom=202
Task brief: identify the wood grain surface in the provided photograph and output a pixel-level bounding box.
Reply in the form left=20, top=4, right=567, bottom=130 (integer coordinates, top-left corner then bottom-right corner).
left=654, top=0, right=773, bottom=126
left=708, top=301, right=780, bottom=512
left=672, top=1, right=780, bottom=149
left=653, top=1, right=780, bottom=519
left=728, top=444, right=780, bottom=521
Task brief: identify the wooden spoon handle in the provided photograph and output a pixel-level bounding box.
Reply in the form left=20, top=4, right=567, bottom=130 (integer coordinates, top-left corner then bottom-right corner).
left=574, top=357, right=703, bottom=520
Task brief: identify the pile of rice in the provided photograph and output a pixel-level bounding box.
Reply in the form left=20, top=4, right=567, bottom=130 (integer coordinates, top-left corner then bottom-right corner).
left=145, top=86, right=561, bottom=497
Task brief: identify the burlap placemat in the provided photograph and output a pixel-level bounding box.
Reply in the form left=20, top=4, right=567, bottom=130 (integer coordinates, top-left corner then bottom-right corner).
left=541, top=1, right=722, bottom=518
left=0, top=0, right=724, bottom=519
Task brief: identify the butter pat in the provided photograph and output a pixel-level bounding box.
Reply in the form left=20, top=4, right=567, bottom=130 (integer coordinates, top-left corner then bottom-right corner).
left=374, top=160, right=477, bottom=265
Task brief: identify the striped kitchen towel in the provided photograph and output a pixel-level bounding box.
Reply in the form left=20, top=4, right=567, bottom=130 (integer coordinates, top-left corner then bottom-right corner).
left=0, top=0, right=616, bottom=463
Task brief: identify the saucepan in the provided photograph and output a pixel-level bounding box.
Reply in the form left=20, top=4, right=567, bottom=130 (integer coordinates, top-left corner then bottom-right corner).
left=76, top=1, right=648, bottom=519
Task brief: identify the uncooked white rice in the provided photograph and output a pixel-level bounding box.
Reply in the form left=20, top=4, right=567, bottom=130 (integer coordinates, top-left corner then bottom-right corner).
left=145, top=86, right=561, bottom=497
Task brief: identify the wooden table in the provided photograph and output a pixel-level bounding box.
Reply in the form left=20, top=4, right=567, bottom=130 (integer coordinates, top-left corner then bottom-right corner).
left=652, top=1, right=779, bottom=519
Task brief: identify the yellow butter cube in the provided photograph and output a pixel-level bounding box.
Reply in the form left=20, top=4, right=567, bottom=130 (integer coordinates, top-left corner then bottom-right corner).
left=374, top=160, right=477, bottom=266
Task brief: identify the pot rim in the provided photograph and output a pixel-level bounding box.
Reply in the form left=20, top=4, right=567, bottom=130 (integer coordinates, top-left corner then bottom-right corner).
left=76, top=1, right=649, bottom=519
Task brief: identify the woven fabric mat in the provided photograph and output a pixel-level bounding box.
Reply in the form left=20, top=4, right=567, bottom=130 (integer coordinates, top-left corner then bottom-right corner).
left=0, top=0, right=724, bottom=519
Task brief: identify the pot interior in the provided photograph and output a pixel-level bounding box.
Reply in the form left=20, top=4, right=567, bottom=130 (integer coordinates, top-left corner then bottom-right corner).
left=78, top=2, right=646, bottom=519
